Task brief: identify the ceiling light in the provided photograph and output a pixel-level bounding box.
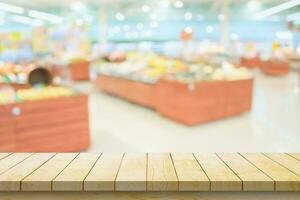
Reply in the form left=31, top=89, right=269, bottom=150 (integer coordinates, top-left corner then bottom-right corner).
left=184, top=27, right=193, bottom=34
left=159, top=0, right=170, bottom=8
left=11, top=15, right=32, bottom=24
left=174, top=1, right=183, bottom=8
left=287, top=12, right=300, bottom=22
left=28, top=10, right=63, bottom=24
left=184, top=12, right=192, bottom=20
left=141, top=5, right=150, bottom=13
left=254, top=0, right=300, bottom=20
left=0, top=2, right=24, bottom=14
left=230, top=33, right=239, bottom=40
left=150, top=13, right=157, bottom=20
left=115, top=13, right=125, bottom=21
left=246, top=0, right=261, bottom=11
left=206, top=26, right=214, bottom=33
left=218, top=14, right=225, bottom=21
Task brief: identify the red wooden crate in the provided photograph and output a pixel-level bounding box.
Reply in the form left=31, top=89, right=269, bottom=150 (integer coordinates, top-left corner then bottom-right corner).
left=96, top=74, right=156, bottom=108
left=68, top=61, right=90, bottom=81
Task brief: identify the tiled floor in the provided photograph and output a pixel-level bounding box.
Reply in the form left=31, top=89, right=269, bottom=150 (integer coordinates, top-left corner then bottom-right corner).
left=76, top=70, right=300, bottom=152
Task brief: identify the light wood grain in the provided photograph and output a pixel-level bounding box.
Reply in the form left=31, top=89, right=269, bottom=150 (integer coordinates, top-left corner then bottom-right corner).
left=0, top=153, right=11, bottom=160
left=171, top=153, right=210, bottom=191
left=22, top=153, right=79, bottom=191
left=0, top=153, right=54, bottom=191
left=241, top=153, right=300, bottom=191
left=194, top=153, right=242, bottom=191
left=53, top=153, right=99, bottom=191
left=84, top=153, right=123, bottom=191
left=288, top=153, right=300, bottom=161
left=147, top=153, right=178, bottom=191
left=217, top=153, right=274, bottom=191
left=115, top=153, right=147, bottom=191
left=0, top=153, right=32, bottom=175
left=265, top=153, right=300, bottom=176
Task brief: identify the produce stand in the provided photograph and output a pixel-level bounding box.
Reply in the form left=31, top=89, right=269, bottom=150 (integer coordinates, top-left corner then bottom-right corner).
left=0, top=153, right=299, bottom=200
left=95, top=74, right=156, bottom=109
left=156, top=78, right=253, bottom=125
left=260, top=60, right=289, bottom=76
left=0, top=94, right=90, bottom=152
left=240, top=56, right=261, bottom=68
left=96, top=74, right=253, bottom=125
left=68, top=60, right=90, bottom=81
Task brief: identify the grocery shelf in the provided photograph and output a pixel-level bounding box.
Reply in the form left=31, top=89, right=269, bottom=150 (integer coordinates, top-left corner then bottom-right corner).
left=0, top=95, right=90, bottom=152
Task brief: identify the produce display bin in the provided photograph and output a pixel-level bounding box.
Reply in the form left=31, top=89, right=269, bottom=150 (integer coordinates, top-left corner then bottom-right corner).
left=68, top=61, right=90, bottom=81
left=0, top=94, right=90, bottom=152
left=0, top=104, right=16, bottom=151
left=260, top=60, right=289, bottom=76
left=95, top=74, right=253, bottom=126
left=156, top=78, right=253, bottom=125
left=95, top=74, right=156, bottom=108
left=240, top=57, right=261, bottom=68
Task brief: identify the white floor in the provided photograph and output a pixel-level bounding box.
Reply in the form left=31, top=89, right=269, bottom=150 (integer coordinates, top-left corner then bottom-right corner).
left=75, top=70, right=300, bottom=152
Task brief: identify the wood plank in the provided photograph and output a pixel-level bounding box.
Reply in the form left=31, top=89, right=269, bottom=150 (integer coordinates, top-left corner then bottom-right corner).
left=52, top=153, right=99, bottom=191
left=0, top=153, right=54, bottom=191
left=147, top=153, right=178, bottom=191
left=194, top=153, right=242, bottom=191
left=0, top=153, right=33, bottom=175
left=2, top=191, right=300, bottom=200
left=21, top=153, right=79, bottom=191
left=115, top=153, right=147, bottom=191
left=241, top=153, right=300, bottom=191
left=0, top=153, right=12, bottom=160
left=84, top=153, right=123, bottom=191
left=171, top=153, right=210, bottom=191
left=288, top=153, right=300, bottom=161
left=217, top=153, right=274, bottom=191
left=264, top=153, right=300, bottom=176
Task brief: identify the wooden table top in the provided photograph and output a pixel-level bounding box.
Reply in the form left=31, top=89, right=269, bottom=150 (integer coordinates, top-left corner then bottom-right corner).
left=0, top=153, right=299, bottom=192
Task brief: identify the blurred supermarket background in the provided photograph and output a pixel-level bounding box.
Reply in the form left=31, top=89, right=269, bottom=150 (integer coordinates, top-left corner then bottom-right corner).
left=0, top=0, right=300, bottom=152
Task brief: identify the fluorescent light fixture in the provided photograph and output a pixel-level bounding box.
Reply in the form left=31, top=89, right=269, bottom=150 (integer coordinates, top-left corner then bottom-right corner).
left=174, top=1, right=183, bottom=8
left=11, top=15, right=32, bottom=24
left=254, top=0, right=300, bottom=20
left=184, top=27, right=193, bottom=34
left=28, top=10, right=63, bottom=24
left=206, top=26, right=214, bottom=33
left=0, top=2, right=24, bottom=14
left=218, top=14, right=224, bottom=21
left=115, top=12, right=125, bottom=21
left=141, top=5, right=150, bottom=13
left=184, top=12, right=192, bottom=20
left=287, top=12, right=300, bottom=21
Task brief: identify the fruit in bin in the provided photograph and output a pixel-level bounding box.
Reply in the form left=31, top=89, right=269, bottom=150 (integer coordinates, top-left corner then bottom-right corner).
left=0, top=86, right=15, bottom=104
left=16, top=86, right=73, bottom=101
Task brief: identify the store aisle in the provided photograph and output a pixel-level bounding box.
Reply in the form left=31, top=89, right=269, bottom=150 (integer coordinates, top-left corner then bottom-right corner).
left=80, top=71, right=300, bottom=152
